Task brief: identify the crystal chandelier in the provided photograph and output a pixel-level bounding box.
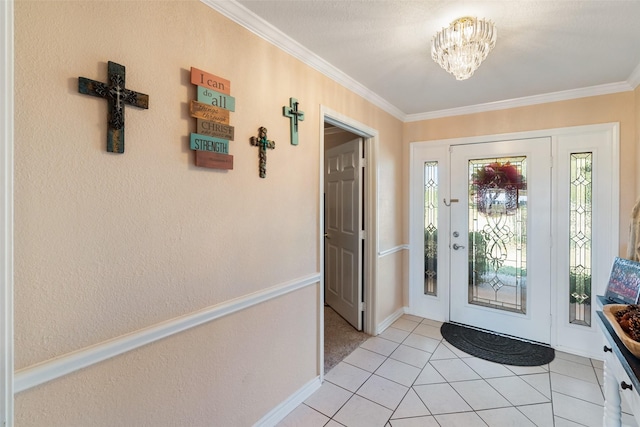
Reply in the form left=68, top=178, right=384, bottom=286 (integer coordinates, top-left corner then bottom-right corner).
left=431, top=17, right=497, bottom=81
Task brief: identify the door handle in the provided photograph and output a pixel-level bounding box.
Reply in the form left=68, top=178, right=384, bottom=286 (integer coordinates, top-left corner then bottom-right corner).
left=452, top=243, right=465, bottom=250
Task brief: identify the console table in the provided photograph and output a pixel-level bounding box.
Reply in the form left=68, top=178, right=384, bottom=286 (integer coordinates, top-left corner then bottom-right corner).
left=597, top=297, right=640, bottom=426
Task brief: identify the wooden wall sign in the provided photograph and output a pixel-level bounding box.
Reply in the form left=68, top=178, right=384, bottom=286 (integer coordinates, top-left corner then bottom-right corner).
left=189, top=67, right=234, bottom=170
left=190, top=133, right=229, bottom=154
left=190, top=67, right=231, bottom=95
left=78, top=61, right=149, bottom=153
left=196, top=119, right=234, bottom=141
left=195, top=151, right=234, bottom=170
left=189, top=101, right=230, bottom=124
left=283, top=97, right=304, bottom=146
left=197, top=86, right=235, bottom=112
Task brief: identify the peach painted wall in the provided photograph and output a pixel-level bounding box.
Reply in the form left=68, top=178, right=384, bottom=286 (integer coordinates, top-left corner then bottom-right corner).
left=13, top=1, right=403, bottom=425
left=16, top=1, right=633, bottom=423
left=403, top=92, right=637, bottom=256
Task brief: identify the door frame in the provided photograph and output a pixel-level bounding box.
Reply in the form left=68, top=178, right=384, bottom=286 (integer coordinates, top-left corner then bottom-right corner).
left=319, top=106, right=378, bottom=378
left=409, top=123, right=619, bottom=356
left=1, top=0, right=14, bottom=424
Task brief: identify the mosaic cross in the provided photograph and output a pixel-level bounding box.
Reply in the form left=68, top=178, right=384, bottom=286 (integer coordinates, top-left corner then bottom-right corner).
left=250, top=126, right=275, bottom=178
left=78, top=61, right=149, bottom=153
left=282, top=97, right=304, bottom=146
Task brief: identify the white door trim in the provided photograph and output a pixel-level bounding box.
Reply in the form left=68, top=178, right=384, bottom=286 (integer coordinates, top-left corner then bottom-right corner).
left=408, top=141, right=451, bottom=321
left=409, top=123, right=619, bottom=356
left=319, top=106, right=378, bottom=378
left=1, top=0, right=14, bottom=424
left=551, top=125, right=620, bottom=357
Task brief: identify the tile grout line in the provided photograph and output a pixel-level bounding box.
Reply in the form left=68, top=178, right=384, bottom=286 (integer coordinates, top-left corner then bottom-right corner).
left=325, top=330, right=413, bottom=424
left=296, top=315, right=622, bottom=427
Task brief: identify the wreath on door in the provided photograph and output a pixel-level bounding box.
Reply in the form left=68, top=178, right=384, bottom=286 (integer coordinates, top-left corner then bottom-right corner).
left=472, top=162, right=526, bottom=216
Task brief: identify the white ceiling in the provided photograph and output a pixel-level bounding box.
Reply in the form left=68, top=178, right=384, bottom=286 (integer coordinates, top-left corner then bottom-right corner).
left=208, top=0, right=640, bottom=121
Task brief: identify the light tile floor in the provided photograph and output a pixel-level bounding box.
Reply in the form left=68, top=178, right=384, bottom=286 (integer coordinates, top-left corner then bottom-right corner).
left=277, top=314, right=639, bottom=427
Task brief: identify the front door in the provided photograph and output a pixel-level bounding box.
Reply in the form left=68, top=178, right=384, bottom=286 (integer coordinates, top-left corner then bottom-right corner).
left=449, top=138, right=552, bottom=344
left=324, top=138, right=363, bottom=330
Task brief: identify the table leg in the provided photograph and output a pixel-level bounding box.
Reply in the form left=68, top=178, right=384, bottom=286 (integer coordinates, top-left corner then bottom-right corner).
left=603, top=359, right=622, bottom=427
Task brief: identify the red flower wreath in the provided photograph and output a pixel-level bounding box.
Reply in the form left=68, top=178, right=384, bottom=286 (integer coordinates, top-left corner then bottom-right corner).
left=472, top=162, right=526, bottom=215
left=473, top=162, right=525, bottom=189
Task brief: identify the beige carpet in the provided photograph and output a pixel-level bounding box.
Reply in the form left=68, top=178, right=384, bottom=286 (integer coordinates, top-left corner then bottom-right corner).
left=324, top=306, right=370, bottom=373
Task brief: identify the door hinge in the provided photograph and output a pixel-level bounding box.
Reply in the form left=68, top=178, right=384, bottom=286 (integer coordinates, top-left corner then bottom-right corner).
left=360, top=302, right=366, bottom=312
left=360, top=158, right=366, bottom=168
left=360, top=230, right=366, bottom=239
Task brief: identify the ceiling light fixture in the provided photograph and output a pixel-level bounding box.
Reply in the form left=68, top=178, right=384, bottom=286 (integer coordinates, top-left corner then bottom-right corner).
left=431, top=16, right=497, bottom=81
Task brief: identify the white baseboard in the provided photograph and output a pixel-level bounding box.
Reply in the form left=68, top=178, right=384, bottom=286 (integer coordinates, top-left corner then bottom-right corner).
left=253, top=376, right=322, bottom=427
left=375, top=307, right=407, bottom=335
left=15, top=273, right=320, bottom=393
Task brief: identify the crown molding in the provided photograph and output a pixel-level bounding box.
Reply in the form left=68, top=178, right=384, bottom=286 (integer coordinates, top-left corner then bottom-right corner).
left=405, top=81, right=635, bottom=122
left=202, top=1, right=639, bottom=123
left=628, top=61, right=640, bottom=89
left=200, top=0, right=406, bottom=121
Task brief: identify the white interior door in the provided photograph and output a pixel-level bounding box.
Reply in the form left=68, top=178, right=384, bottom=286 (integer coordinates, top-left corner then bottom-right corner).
left=324, top=138, right=363, bottom=330
left=450, top=138, right=552, bottom=344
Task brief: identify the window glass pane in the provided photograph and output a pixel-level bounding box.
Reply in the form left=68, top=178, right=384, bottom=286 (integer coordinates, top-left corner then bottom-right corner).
left=424, top=161, right=438, bottom=296
left=569, top=153, right=592, bottom=327
left=468, top=157, right=527, bottom=313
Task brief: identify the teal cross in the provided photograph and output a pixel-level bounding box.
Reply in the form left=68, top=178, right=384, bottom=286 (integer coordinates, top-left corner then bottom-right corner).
left=283, top=97, right=304, bottom=145
left=250, top=127, right=275, bottom=178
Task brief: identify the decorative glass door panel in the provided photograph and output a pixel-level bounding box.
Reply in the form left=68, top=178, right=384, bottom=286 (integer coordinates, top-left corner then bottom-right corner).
left=468, top=157, right=527, bottom=314
left=450, top=138, right=552, bottom=344
left=424, top=161, right=438, bottom=296
left=410, top=143, right=449, bottom=321
left=569, top=153, right=592, bottom=327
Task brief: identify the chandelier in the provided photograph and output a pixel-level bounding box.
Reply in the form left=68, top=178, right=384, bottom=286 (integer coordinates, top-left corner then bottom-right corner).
left=431, top=17, right=497, bottom=81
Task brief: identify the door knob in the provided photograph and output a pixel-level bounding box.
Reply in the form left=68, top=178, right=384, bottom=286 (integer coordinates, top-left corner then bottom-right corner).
left=324, top=233, right=331, bottom=239
left=452, top=243, right=465, bottom=250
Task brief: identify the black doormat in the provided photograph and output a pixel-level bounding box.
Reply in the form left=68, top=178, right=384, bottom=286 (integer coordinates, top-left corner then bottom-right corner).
left=440, top=323, right=555, bottom=366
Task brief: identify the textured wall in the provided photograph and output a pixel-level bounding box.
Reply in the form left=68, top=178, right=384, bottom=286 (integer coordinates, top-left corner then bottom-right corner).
left=15, top=286, right=317, bottom=427
left=13, top=0, right=404, bottom=424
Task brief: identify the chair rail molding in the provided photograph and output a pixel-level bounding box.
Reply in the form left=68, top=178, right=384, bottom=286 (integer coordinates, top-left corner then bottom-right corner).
left=378, top=244, right=409, bottom=258
left=14, top=273, right=320, bottom=393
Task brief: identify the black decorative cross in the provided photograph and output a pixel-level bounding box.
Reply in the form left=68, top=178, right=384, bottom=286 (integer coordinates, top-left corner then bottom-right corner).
left=283, top=97, right=304, bottom=145
left=78, top=61, right=149, bottom=153
left=250, top=127, right=275, bottom=178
